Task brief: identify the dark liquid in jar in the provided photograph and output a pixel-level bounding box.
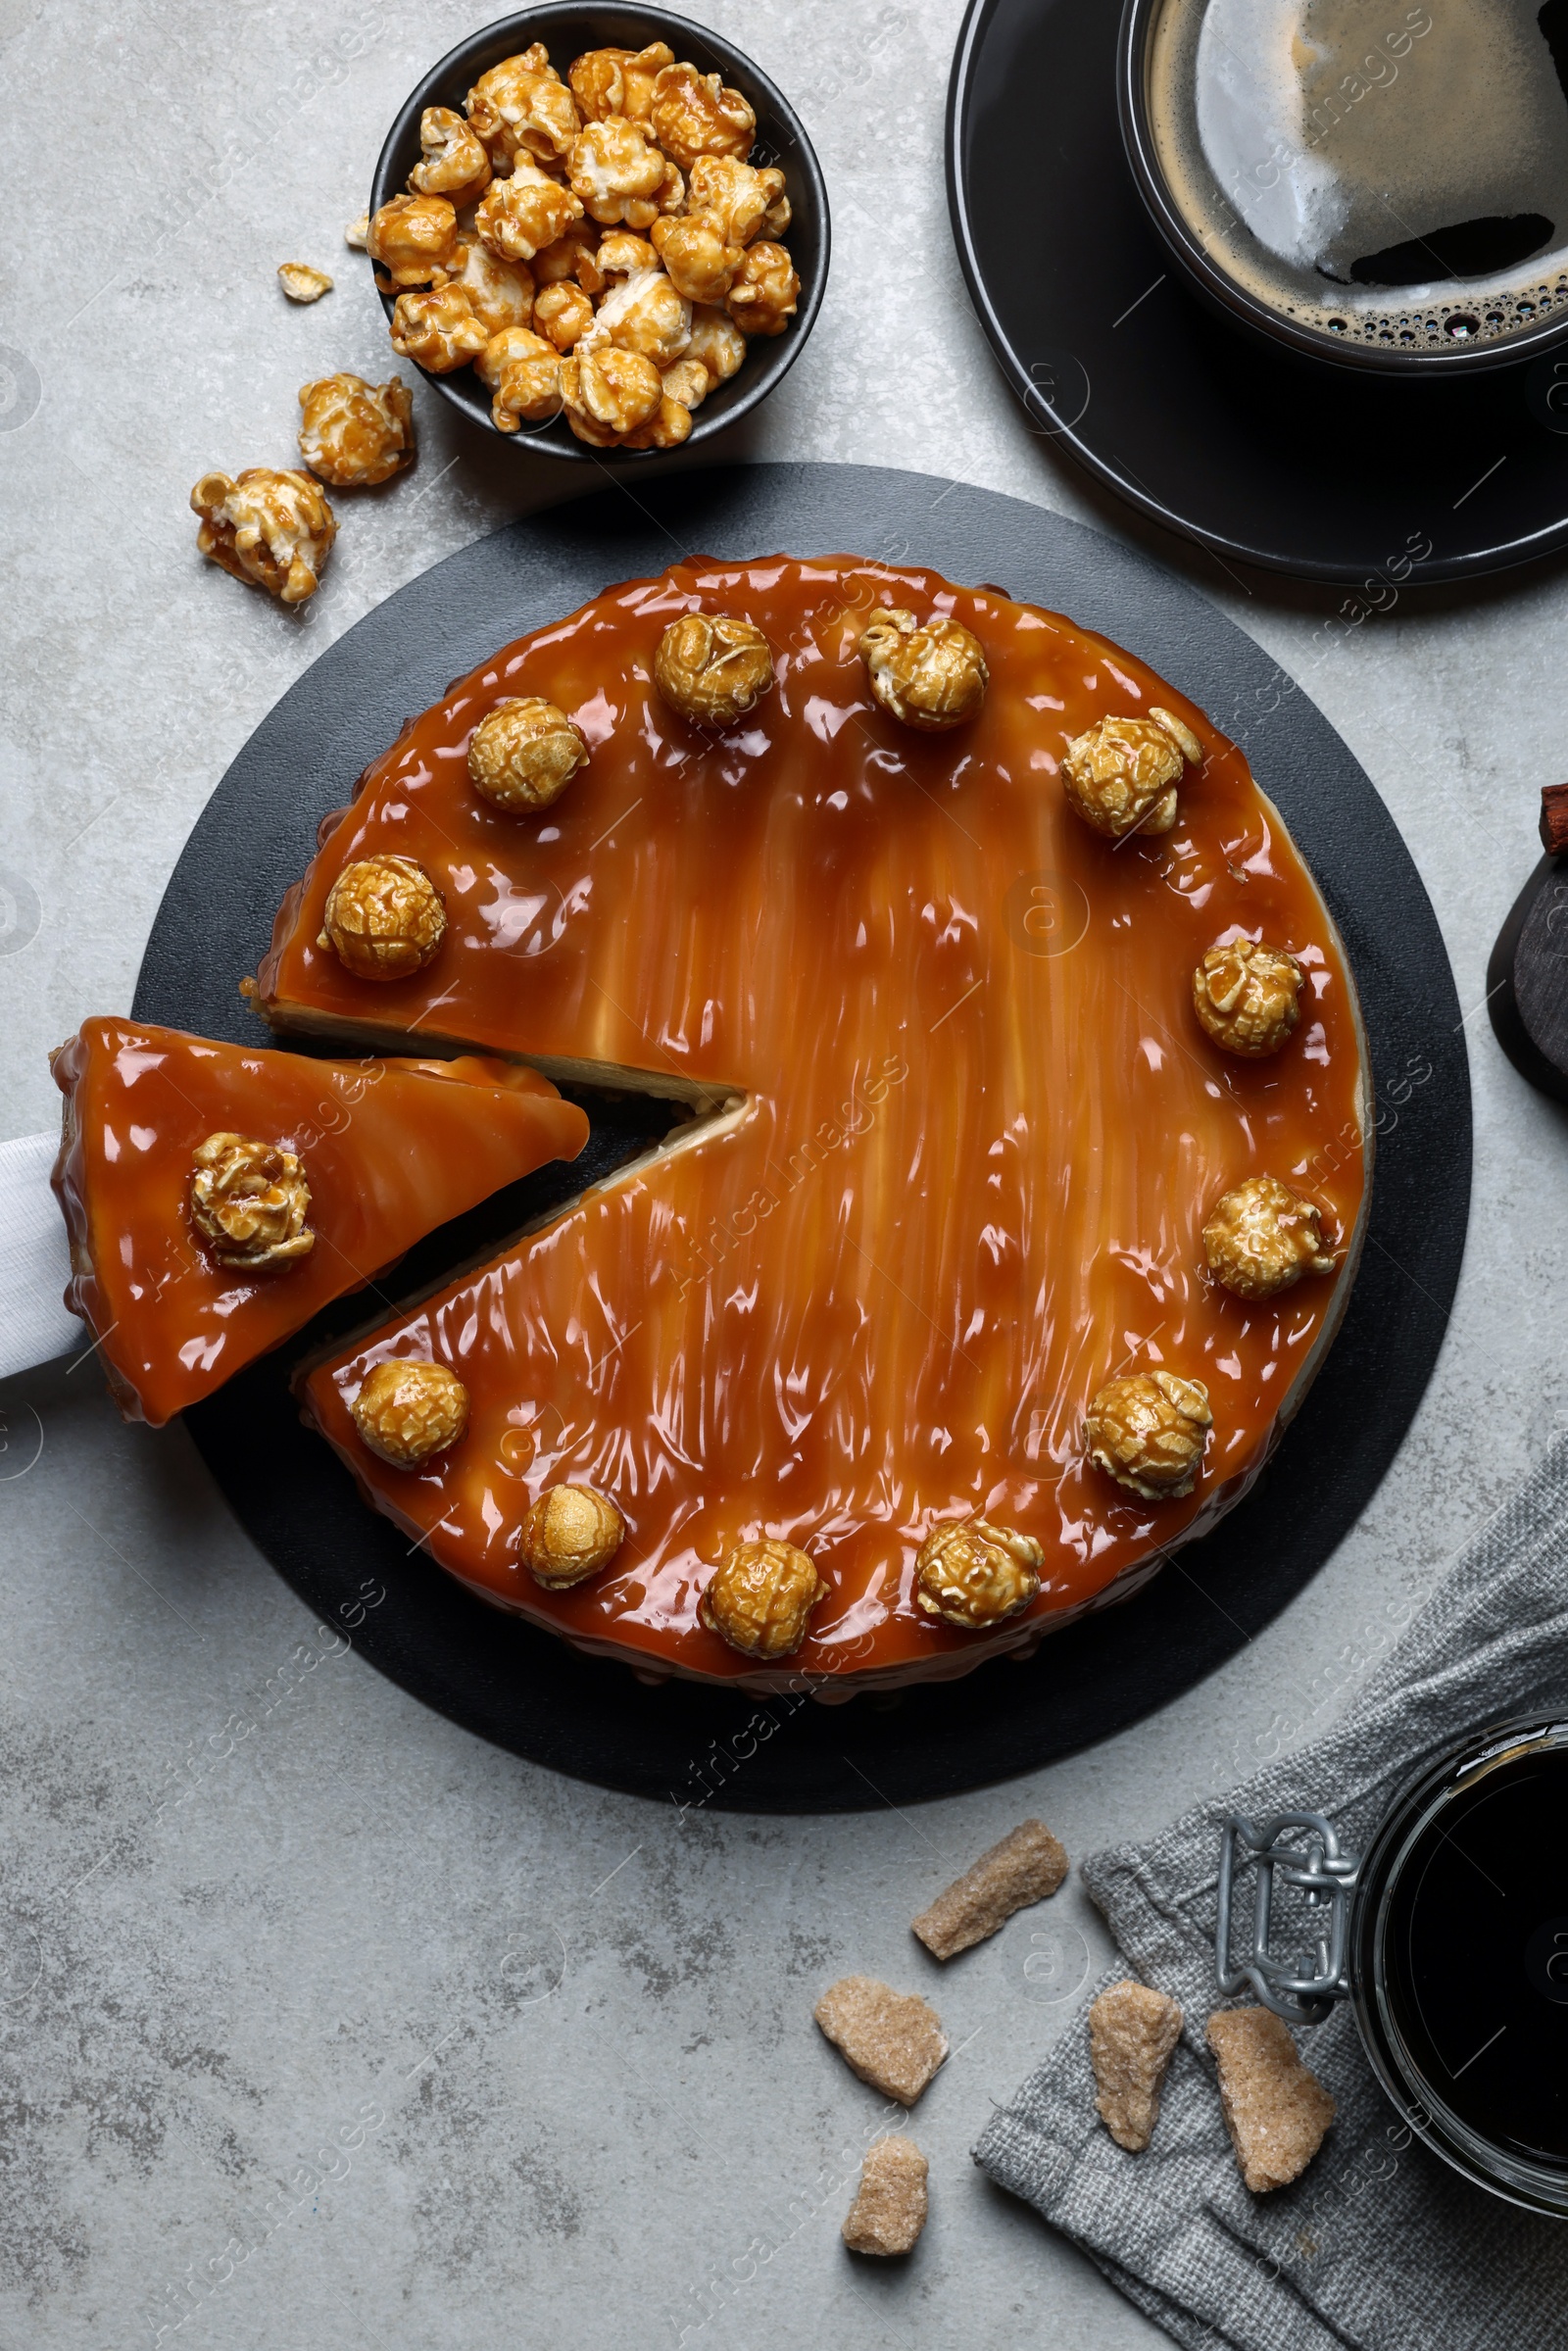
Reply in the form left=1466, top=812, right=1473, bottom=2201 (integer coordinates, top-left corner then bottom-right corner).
left=1382, top=1745, right=1568, bottom=2165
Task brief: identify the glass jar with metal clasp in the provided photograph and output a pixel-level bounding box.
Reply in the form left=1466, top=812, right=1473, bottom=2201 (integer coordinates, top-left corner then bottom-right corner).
left=1216, top=1715, right=1568, bottom=2216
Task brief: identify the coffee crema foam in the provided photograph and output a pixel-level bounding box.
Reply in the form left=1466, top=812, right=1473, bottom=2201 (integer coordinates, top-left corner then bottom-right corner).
left=1148, top=0, right=1568, bottom=350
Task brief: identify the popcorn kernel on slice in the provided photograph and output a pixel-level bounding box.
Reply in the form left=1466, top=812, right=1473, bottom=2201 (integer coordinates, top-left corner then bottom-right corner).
left=1206, top=2005, right=1335, bottom=2192
left=911, top=1818, right=1068, bottom=1960
left=842, top=2136, right=928, bottom=2256
left=813, top=1977, right=947, bottom=2107
left=1089, top=1979, right=1183, bottom=2152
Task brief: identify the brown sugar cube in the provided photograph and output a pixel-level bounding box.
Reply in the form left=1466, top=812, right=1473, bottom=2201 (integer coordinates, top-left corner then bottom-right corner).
left=813, top=1977, right=948, bottom=2107
left=842, top=2136, right=928, bottom=2256
left=1089, top=1980, right=1184, bottom=2152
left=911, top=1818, right=1069, bottom=1960
left=1206, top=2006, right=1335, bottom=2192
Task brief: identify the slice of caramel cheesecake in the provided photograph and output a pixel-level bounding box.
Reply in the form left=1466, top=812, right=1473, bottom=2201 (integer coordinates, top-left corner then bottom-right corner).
left=51, top=1019, right=587, bottom=1426
left=256, top=556, right=1370, bottom=1691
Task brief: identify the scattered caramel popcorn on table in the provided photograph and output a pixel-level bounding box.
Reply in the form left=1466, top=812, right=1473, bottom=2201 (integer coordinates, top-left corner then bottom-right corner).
left=188, top=1134, right=315, bottom=1269
left=351, top=1359, right=469, bottom=1470
left=858, top=609, right=990, bottom=732
left=467, top=696, right=588, bottom=810
left=362, top=34, right=805, bottom=447
left=913, top=1519, right=1042, bottom=1630
left=1089, top=1981, right=1184, bottom=2152
left=1206, top=2006, right=1335, bottom=2192
left=277, top=262, right=333, bottom=303
left=911, top=1819, right=1068, bottom=1960
left=191, top=467, right=336, bottom=606
left=1202, top=1175, right=1337, bottom=1300
left=318, top=854, right=446, bottom=980
left=1193, top=938, right=1305, bottom=1057
left=518, top=1484, right=624, bottom=1588
left=842, top=2138, right=928, bottom=2257
left=1060, top=708, right=1202, bottom=840
left=654, top=611, right=775, bottom=724
left=298, top=373, right=415, bottom=488
left=814, top=1978, right=948, bottom=2106
left=700, top=1537, right=824, bottom=1659
left=1085, top=1370, right=1212, bottom=1500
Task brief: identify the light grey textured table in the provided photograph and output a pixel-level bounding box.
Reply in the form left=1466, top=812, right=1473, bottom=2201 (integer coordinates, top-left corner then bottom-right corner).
left=2, top=1, right=1562, bottom=2342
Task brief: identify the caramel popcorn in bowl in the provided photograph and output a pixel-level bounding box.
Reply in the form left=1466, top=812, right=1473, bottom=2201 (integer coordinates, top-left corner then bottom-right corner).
left=650, top=61, right=756, bottom=171
left=477, top=326, right=564, bottom=429
left=389, top=284, right=489, bottom=371
left=368, top=192, right=459, bottom=286
left=725, top=240, right=799, bottom=336
left=191, top=467, right=336, bottom=606
left=298, top=373, right=415, bottom=488
left=466, top=44, right=579, bottom=168
left=370, top=34, right=808, bottom=449
left=408, top=105, right=493, bottom=206
left=569, top=41, right=673, bottom=122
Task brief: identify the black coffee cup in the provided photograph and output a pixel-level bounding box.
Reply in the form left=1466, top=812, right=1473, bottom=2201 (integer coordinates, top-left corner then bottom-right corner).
left=1119, top=0, right=1568, bottom=374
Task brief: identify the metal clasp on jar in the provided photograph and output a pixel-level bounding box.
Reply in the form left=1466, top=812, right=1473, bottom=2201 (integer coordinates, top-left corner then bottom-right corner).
left=1216, top=1811, right=1361, bottom=2026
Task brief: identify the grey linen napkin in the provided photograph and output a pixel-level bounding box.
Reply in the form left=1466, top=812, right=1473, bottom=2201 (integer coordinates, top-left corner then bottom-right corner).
left=974, top=1433, right=1568, bottom=2350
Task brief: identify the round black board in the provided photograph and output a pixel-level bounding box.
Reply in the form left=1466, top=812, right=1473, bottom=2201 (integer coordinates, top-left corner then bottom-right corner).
left=134, top=464, right=1471, bottom=1811
left=947, top=0, right=1568, bottom=585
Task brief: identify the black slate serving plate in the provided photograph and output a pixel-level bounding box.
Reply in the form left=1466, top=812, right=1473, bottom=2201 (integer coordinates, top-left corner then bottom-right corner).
left=134, top=463, right=1470, bottom=1810
left=947, top=0, right=1568, bottom=583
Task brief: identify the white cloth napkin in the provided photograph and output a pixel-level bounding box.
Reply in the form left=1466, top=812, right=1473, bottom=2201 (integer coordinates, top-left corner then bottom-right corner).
left=0, top=1131, right=82, bottom=1379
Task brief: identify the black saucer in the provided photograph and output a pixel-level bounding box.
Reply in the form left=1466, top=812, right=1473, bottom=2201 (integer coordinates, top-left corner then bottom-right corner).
left=133, top=464, right=1470, bottom=1811
left=947, top=0, right=1568, bottom=584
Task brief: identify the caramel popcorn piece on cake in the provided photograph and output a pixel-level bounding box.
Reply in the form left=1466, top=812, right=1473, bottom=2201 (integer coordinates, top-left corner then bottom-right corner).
left=701, top=1538, right=823, bottom=1659
left=911, top=1819, right=1068, bottom=1960
left=1206, top=2006, right=1335, bottom=2192
left=1085, top=1370, right=1211, bottom=1500
left=859, top=609, right=990, bottom=733
left=1090, top=1981, right=1184, bottom=2152
left=351, top=1360, right=468, bottom=1470
left=654, top=610, right=775, bottom=725
left=189, top=1135, right=314, bottom=1269
left=1202, top=1176, right=1337, bottom=1300
left=1060, top=709, right=1201, bottom=841
left=814, top=1978, right=948, bottom=2106
left=1192, top=939, right=1304, bottom=1059
left=842, top=2138, right=928, bottom=2256
left=913, top=1518, right=1041, bottom=1630
left=518, top=1484, right=624, bottom=1589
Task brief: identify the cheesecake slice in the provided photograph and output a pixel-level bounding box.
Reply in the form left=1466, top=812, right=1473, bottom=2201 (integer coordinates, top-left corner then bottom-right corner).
left=50, top=1018, right=588, bottom=1425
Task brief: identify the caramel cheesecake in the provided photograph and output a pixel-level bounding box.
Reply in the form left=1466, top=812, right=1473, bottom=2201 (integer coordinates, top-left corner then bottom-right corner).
left=51, top=1019, right=587, bottom=1427
left=255, top=557, right=1371, bottom=1691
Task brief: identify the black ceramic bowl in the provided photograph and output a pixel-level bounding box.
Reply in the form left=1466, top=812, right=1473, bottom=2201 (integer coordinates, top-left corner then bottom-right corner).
left=368, top=4, right=829, bottom=460
left=1117, top=0, right=1568, bottom=377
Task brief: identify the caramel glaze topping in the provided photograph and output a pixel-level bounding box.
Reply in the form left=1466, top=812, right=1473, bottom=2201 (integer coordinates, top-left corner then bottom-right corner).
left=262, top=558, right=1371, bottom=1690
left=50, top=1019, right=587, bottom=1428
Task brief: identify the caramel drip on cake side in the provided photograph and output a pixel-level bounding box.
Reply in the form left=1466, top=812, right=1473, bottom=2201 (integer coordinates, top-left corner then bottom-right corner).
left=265, top=559, right=1369, bottom=1686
